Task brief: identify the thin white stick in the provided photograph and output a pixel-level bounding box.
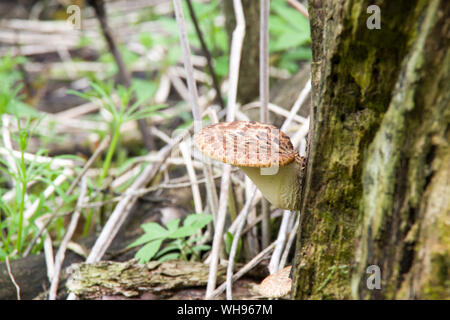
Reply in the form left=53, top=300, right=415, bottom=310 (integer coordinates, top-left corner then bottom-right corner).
left=279, top=212, right=300, bottom=269
left=56, top=47, right=77, bottom=79
left=22, top=136, right=110, bottom=258
left=1, top=181, right=36, bottom=203
left=281, top=79, right=311, bottom=132
left=226, top=186, right=257, bottom=300
left=225, top=0, right=245, bottom=122
left=291, top=116, right=310, bottom=150
left=67, top=132, right=188, bottom=300
left=0, top=147, right=76, bottom=168
left=25, top=168, right=74, bottom=281
left=242, top=101, right=307, bottom=124
left=167, top=67, right=190, bottom=102
left=49, top=177, right=88, bottom=300
left=209, top=241, right=277, bottom=299
left=260, top=0, right=271, bottom=250
left=5, top=256, right=21, bottom=300
left=269, top=210, right=291, bottom=274
left=85, top=140, right=185, bottom=262
left=179, top=140, right=203, bottom=213
left=242, top=209, right=284, bottom=235
left=286, top=0, right=309, bottom=19
left=228, top=189, right=261, bottom=234
left=260, top=0, right=270, bottom=123
left=206, top=164, right=231, bottom=298
left=1, top=115, right=17, bottom=185
left=172, top=0, right=201, bottom=127
left=174, top=65, right=212, bottom=86
left=24, top=168, right=74, bottom=220
left=154, top=73, right=171, bottom=104
left=235, top=109, right=251, bottom=121
left=53, top=102, right=99, bottom=119
left=244, top=176, right=259, bottom=256
left=172, top=0, right=219, bottom=222
left=196, top=107, right=220, bottom=222
left=206, top=0, right=245, bottom=299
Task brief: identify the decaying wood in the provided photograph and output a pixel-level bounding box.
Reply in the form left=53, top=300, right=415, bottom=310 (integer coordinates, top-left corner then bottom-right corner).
left=66, top=260, right=226, bottom=299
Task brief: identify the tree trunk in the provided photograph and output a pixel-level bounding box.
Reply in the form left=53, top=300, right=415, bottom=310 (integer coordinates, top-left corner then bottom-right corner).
left=292, top=0, right=449, bottom=299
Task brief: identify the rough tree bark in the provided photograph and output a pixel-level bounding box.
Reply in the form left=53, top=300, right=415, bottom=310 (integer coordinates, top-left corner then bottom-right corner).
left=292, top=0, right=449, bottom=299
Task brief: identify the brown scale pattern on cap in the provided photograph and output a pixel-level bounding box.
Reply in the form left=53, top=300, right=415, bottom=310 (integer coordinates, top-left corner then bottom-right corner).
left=194, top=121, right=296, bottom=168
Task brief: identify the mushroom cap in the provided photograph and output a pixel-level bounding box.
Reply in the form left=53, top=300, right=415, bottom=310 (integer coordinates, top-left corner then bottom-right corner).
left=194, top=121, right=296, bottom=168
left=258, top=266, right=292, bottom=298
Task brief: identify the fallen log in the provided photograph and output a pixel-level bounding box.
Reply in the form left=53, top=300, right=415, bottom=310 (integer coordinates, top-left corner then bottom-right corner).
left=66, top=260, right=226, bottom=300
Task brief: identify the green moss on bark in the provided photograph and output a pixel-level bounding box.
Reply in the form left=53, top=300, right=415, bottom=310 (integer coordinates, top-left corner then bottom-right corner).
left=293, top=0, right=449, bottom=299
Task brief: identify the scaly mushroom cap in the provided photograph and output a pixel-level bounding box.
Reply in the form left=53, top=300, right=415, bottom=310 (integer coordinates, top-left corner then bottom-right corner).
left=258, top=266, right=292, bottom=298
left=194, top=121, right=296, bottom=168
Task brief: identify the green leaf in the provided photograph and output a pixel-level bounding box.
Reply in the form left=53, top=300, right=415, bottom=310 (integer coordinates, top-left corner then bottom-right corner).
left=131, top=79, right=157, bottom=102
left=127, top=222, right=168, bottom=248
left=214, top=56, right=229, bottom=78
left=139, top=32, right=153, bottom=49
left=270, top=29, right=311, bottom=52
left=165, top=218, right=180, bottom=233
left=225, top=231, right=233, bottom=255
left=167, top=47, right=181, bottom=65
left=154, top=241, right=180, bottom=258
left=183, top=213, right=211, bottom=227
left=158, top=252, right=180, bottom=262
left=169, top=214, right=212, bottom=239
left=135, top=239, right=163, bottom=263
left=225, top=231, right=242, bottom=260
left=269, top=2, right=311, bottom=53
left=191, top=244, right=211, bottom=253
left=271, top=2, right=310, bottom=33
left=6, top=101, right=39, bottom=117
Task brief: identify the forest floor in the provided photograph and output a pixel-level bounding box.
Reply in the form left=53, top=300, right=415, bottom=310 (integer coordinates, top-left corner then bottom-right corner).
left=0, top=0, right=311, bottom=300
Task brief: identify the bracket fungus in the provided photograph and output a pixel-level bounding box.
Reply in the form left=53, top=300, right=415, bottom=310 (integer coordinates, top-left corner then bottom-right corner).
left=258, top=266, right=292, bottom=298
left=194, top=121, right=305, bottom=210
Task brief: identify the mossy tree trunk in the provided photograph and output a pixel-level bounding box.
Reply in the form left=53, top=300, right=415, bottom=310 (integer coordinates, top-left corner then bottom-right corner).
left=292, top=0, right=449, bottom=299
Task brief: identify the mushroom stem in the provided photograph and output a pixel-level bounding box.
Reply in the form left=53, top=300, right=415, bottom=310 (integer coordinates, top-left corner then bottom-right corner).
left=239, top=158, right=301, bottom=210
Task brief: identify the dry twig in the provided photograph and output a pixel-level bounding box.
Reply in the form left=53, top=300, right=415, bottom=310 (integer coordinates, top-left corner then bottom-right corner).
left=206, top=0, right=245, bottom=299
left=5, top=256, right=21, bottom=300
left=226, top=186, right=257, bottom=300
left=269, top=210, right=291, bottom=274
left=23, top=136, right=110, bottom=257
left=209, top=241, right=277, bottom=299
left=260, top=0, right=271, bottom=250
left=279, top=213, right=300, bottom=269
left=286, top=0, right=309, bottom=19
left=173, top=0, right=219, bottom=222
left=49, top=177, right=88, bottom=300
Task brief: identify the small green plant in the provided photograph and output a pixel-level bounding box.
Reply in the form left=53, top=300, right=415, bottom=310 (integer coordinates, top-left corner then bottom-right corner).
left=68, top=79, right=166, bottom=235
left=0, top=56, right=80, bottom=259
left=68, top=80, right=165, bottom=186
left=128, top=213, right=213, bottom=263
left=225, top=231, right=242, bottom=261
left=0, top=116, right=80, bottom=258
left=0, top=54, right=38, bottom=117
